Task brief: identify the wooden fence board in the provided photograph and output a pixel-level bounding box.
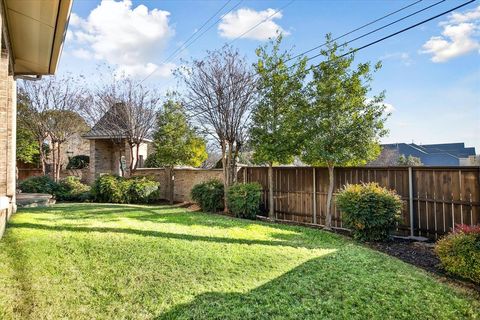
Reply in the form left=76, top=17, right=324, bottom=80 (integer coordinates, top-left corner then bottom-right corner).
left=240, top=166, right=480, bottom=239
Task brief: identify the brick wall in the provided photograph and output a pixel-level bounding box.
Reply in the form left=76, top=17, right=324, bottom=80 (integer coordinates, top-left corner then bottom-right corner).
left=0, top=21, right=16, bottom=238
left=133, top=168, right=224, bottom=202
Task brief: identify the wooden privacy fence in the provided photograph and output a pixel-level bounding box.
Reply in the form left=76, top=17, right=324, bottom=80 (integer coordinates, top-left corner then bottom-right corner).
left=238, top=166, right=480, bottom=239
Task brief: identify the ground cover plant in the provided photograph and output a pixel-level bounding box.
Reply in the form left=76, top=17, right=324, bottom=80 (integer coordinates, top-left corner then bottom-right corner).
left=0, top=203, right=478, bottom=319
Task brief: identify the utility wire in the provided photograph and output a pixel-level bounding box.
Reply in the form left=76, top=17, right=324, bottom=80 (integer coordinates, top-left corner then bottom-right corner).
left=140, top=0, right=243, bottom=84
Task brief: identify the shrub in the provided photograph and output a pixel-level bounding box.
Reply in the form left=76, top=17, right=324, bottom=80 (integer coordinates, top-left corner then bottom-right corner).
left=227, top=183, right=262, bottom=219
left=66, top=155, right=90, bottom=170
left=92, top=174, right=125, bottom=203
left=19, top=175, right=60, bottom=195
left=127, top=177, right=160, bottom=204
left=57, top=176, right=91, bottom=201
left=336, top=182, right=403, bottom=242
left=191, top=179, right=224, bottom=213
left=435, top=224, right=480, bottom=284
left=92, top=174, right=159, bottom=204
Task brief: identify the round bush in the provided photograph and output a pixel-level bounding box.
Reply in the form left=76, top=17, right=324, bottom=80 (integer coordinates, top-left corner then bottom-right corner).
left=336, top=182, right=403, bottom=242
left=227, top=183, right=262, bottom=219
left=92, top=174, right=125, bottom=203
left=19, top=175, right=60, bottom=195
left=56, top=176, right=91, bottom=202
left=190, top=179, right=224, bottom=213
left=127, top=177, right=160, bottom=204
left=435, top=225, right=480, bottom=284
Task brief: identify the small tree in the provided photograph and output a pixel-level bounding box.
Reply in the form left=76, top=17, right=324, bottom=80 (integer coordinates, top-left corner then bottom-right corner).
left=16, top=125, right=39, bottom=165
left=147, top=99, right=207, bottom=204
left=177, top=45, right=257, bottom=210
left=300, top=35, right=389, bottom=229
left=250, top=34, right=307, bottom=219
left=397, top=155, right=423, bottom=166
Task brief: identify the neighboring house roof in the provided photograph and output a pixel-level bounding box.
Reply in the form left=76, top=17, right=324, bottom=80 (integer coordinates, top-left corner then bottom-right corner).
left=83, top=103, right=152, bottom=142
left=379, top=143, right=477, bottom=166
left=2, top=0, right=73, bottom=76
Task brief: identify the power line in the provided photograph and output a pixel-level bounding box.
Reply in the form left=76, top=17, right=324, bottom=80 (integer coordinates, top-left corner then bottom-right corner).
left=180, top=0, right=449, bottom=110
left=140, top=0, right=243, bottom=84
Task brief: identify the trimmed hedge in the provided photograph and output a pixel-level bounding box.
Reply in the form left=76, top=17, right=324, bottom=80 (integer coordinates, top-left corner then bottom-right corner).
left=435, top=224, right=480, bottom=284
left=336, top=183, right=403, bottom=242
left=91, top=174, right=159, bottom=204
left=227, top=183, right=262, bottom=219
left=190, top=179, right=224, bottom=213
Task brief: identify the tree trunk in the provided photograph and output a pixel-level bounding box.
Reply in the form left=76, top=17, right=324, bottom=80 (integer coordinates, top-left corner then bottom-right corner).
left=56, top=143, right=62, bottom=182
left=128, top=143, right=135, bottom=174
left=51, top=141, right=56, bottom=181
left=268, top=162, right=274, bottom=220
left=38, top=139, right=46, bottom=175
left=134, top=143, right=141, bottom=170
left=168, top=166, right=174, bottom=205
left=221, top=141, right=229, bottom=212
left=325, top=165, right=335, bottom=229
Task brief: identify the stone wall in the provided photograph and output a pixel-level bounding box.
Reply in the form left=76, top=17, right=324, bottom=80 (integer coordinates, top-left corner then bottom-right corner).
left=133, top=168, right=224, bottom=202
left=0, top=28, right=16, bottom=238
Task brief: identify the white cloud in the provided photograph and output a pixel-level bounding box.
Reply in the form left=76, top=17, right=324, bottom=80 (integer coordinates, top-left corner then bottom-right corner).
left=72, top=48, right=92, bottom=59
left=380, top=52, right=412, bottom=66
left=218, top=8, right=288, bottom=40
left=421, top=5, right=480, bottom=62
left=68, top=0, right=174, bottom=78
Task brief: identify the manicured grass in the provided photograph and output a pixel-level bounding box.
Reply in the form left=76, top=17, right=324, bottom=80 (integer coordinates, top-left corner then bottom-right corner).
left=0, top=204, right=478, bottom=319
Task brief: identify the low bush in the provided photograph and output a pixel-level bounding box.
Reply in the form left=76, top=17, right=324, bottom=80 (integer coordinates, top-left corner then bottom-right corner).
left=191, top=179, right=224, bottom=213
left=19, top=175, right=60, bottom=195
left=127, top=177, right=160, bottom=204
left=435, top=224, right=480, bottom=284
left=57, top=176, right=91, bottom=202
left=227, top=183, right=262, bottom=219
left=92, top=174, right=159, bottom=204
left=336, top=182, right=403, bottom=242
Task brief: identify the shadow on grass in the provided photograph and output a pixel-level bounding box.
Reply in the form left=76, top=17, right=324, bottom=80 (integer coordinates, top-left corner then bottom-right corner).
left=8, top=222, right=339, bottom=250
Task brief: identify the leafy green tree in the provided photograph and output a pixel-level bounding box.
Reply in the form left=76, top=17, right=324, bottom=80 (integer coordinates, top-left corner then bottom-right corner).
left=147, top=99, right=207, bottom=203
left=300, top=35, right=389, bottom=228
left=397, top=155, right=423, bottom=166
left=16, top=126, right=39, bottom=164
left=250, top=34, right=307, bottom=219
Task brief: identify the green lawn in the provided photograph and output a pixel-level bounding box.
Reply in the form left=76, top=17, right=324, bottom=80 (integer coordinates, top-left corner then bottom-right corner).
left=0, top=204, right=478, bottom=319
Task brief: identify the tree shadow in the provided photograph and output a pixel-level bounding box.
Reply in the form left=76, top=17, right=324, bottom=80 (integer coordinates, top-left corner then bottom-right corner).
left=156, top=251, right=478, bottom=320
left=8, top=222, right=339, bottom=250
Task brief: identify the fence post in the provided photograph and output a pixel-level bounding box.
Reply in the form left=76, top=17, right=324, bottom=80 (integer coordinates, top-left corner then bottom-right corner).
left=408, top=167, right=414, bottom=237
left=313, top=167, right=317, bottom=224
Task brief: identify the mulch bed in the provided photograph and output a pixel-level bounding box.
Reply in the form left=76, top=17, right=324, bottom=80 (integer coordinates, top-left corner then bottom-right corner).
left=367, top=238, right=480, bottom=294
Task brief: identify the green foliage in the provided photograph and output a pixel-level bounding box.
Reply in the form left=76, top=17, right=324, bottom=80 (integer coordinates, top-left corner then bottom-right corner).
left=16, top=126, right=40, bottom=164
left=56, top=176, right=91, bottom=201
left=19, top=175, right=60, bottom=195
left=300, top=34, right=388, bottom=167
left=336, top=183, right=403, bottom=241
left=250, top=34, right=307, bottom=165
left=147, top=99, right=207, bottom=168
left=66, top=155, right=90, bottom=169
left=397, top=155, right=423, bottom=166
left=227, top=183, right=263, bottom=219
left=127, top=177, right=160, bottom=204
left=190, top=179, right=224, bottom=213
left=92, top=174, right=159, bottom=204
left=435, top=226, right=480, bottom=284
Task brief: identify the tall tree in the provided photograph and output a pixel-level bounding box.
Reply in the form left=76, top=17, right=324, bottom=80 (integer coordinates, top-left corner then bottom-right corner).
left=300, top=35, right=389, bottom=229
left=146, top=98, right=207, bottom=204
left=177, top=45, right=257, bottom=210
left=19, top=75, right=87, bottom=180
left=250, top=34, right=307, bottom=219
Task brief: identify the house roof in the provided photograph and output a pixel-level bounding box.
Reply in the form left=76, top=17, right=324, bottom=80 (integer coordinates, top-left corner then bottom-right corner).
left=2, top=0, right=72, bottom=76
left=83, top=103, right=153, bottom=142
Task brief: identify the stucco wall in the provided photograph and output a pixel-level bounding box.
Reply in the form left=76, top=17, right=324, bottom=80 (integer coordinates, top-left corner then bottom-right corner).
left=133, top=168, right=224, bottom=202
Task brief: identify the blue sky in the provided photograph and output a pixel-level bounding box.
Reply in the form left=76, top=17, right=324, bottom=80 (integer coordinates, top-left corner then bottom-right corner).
left=59, top=0, right=480, bottom=151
